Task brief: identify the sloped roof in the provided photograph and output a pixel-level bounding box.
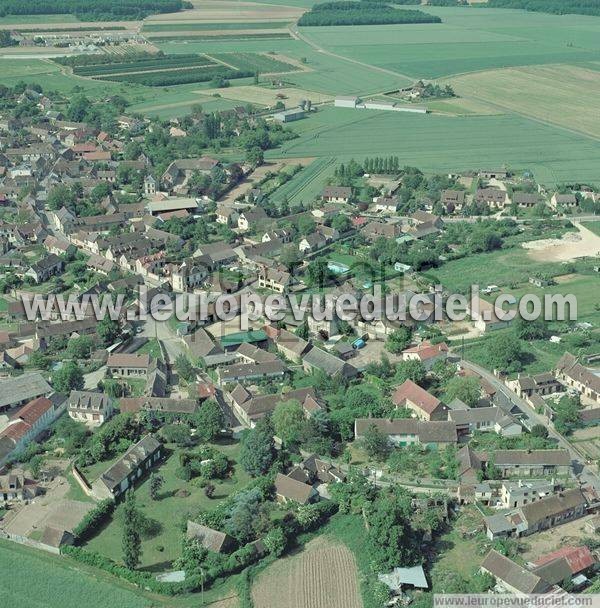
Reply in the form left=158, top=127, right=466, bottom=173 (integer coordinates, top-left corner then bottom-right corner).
left=354, top=418, right=457, bottom=443
left=274, top=473, right=314, bottom=504
left=98, top=435, right=161, bottom=491
left=481, top=550, right=548, bottom=594
left=392, top=380, right=441, bottom=415
left=520, top=489, right=587, bottom=527
left=0, top=373, right=52, bottom=409
left=493, top=449, right=571, bottom=467
left=186, top=521, right=234, bottom=553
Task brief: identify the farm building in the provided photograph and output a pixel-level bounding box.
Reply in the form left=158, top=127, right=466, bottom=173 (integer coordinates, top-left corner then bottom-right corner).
left=273, top=108, right=305, bottom=123
left=334, top=96, right=360, bottom=108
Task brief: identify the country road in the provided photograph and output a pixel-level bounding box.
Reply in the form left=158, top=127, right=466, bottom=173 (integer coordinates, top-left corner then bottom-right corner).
left=289, top=25, right=413, bottom=83
left=461, top=359, right=600, bottom=492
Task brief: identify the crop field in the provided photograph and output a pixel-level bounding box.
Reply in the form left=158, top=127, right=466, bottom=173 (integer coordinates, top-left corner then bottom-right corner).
left=269, top=106, right=600, bottom=185
left=0, top=539, right=151, bottom=608
left=72, top=54, right=217, bottom=76
left=157, top=39, right=408, bottom=95
left=200, top=83, right=330, bottom=107
left=143, top=21, right=290, bottom=32
left=299, top=7, right=600, bottom=79
left=145, top=0, right=303, bottom=23
left=207, top=51, right=300, bottom=73
left=70, top=52, right=299, bottom=86
left=270, top=157, right=337, bottom=204
left=251, top=535, right=362, bottom=608
left=450, top=64, right=600, bottom=138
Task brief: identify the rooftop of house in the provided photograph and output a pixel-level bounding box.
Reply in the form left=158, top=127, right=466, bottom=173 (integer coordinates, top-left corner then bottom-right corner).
left=481, top=550, right=548, bottom=594
left=274, top=472, right=314, bottom=504
left=98, top=434, right=161, bottom=491
left=532, top=545, right=596, bottom=575
left=106, top=353, right=151, bottom=369
left=355, top=418, right=457, bottom=443
left=0, top=373, right=52, bottom=409
left=392, top=379, right=442, bottom=414
left=492, top=449, right=571, bottom=467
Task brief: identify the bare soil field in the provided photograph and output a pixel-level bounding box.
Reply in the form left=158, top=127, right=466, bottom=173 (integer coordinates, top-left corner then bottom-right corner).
left=521, top=513, right=599, bottom=560
left=2, top=476, right=93, bottom=537
left=449, top=64, right=600, bottom=138
left=218, top=157, right=313, bottom=205
left=145, top=28, right=289, bottom=38
left=252, top=535, right=363, bottom=608
left=200, top=85, right=332, bottom=107
left=145, top=1, right=303, bottom=23
left=522, top=223, right=600, bottom=262
left=573, top=426, right=600, bottom=441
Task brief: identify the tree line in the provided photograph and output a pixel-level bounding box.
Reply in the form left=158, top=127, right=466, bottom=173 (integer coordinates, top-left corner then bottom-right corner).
left=297, top=2, right=441, bottom=26
left=486, top=0, right=600, bottom=17
left=0, top=0, right=190, bottom=20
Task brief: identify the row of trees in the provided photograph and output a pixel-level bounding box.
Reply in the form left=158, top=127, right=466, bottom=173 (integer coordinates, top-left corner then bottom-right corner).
left=298, top=2, right=442, bottom=26
left=103, top=67, right=253, bottom=87
left=0, top=0, right=189, bottom=20
left=486, top=0, right=600, bottom=17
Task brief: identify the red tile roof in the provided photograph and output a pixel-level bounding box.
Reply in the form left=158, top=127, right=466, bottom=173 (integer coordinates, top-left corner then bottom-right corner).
left=197, top=382, right=216, bottom=399
left=402, top=341, right=448, bottom=361
left=0, top=420, right=30, bottom=442
left=533, top=546, right=596, bottom=575
left=392, top=379, right=441, bottom=415
left=11, top=397, right=52, bottom=426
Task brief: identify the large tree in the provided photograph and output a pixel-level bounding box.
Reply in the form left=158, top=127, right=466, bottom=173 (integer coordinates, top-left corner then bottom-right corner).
left=366, top=489, right=420, bottom=571
left=272, top=399, right=306, bottom=447
left=486, top=332, right=525, bottom=372
left=194, top=399, right=224, bottom=442
left=52, top=361, right=84, bottom=393
left=444, top=376, right=481, bottom=407
left=239, top=417, right=276, bottom=476
left=122, top=491, right=142, bottom=570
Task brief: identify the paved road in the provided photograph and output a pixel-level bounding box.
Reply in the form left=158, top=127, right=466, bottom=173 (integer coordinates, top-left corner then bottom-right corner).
left=461, top=359, right=600, bottom=492
left=84, top=365, right=106, bottom=390
left=139, top=317, right=186, bottom=364
left=442, top=214, right=600, bottom=224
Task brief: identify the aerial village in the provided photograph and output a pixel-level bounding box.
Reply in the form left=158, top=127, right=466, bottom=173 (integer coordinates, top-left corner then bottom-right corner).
left=0, top=82, right=599, bottom=606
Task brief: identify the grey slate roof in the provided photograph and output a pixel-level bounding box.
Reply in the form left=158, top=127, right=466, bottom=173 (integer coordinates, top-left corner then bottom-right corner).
left=0, top=373, right=52, bottom=409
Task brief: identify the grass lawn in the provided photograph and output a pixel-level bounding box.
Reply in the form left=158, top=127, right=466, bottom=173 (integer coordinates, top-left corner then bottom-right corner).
left=65, top=471, right=96, bottom=503
left=0, top=296, right=7, bottom=312
left=137, top=338, right=163, bottom=360
left=429, top=246, right=568, bottom=294
left=0, top=539, right=152, bottom=608
left=85, top=440, right=251, bottom=570
left=431, top=505, right=490, bottom=581
left=583, top=221, right=600, bottom=236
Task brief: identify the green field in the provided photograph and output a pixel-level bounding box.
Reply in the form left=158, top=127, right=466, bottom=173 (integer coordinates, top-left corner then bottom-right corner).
left=583, top=221, right=600, bottom=236
left=0, top=14, right=78, bottom=24
left=208, top=51, right=299, bottom=73
left=300, top=8, right=600, bottom=80
left=0, top=539, right=151, bottom=608
left=269, top=106, right=600, bottom=185
left=270, top=157, right=336, bottom=204
left=430, top=247, right=567, bottom=293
